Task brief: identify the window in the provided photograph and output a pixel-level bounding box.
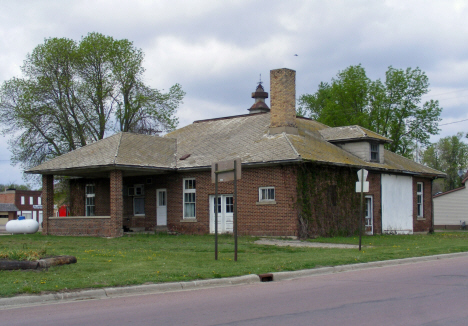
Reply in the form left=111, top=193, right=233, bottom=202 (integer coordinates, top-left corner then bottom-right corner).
left=259, top=187, right=275, bottom=201
left=183, top=178, right=196, bottom=218
left=29, top=197, right=33, bottom=205
left=38, top=197, right=42, bottom=205
left=134, top=197, right=145, bottom=215
left=370, top=143, right=379, bottom=162
left=85, top=184, right=95, bottom=216
left=417, top=182, right=423, bottom=217
left=21, top=196, right=25, bottom=205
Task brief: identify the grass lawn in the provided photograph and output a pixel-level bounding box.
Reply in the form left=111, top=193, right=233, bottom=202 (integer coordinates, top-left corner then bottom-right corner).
left=1, top=232, right=468, bottom=297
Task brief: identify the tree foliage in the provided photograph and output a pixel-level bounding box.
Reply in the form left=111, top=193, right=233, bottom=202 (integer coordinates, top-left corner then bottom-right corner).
left=0, top=33, right=185, bottom=171
left=299, top=65, right=442, bottom=157
left=422, top=132, right=468, bottom=191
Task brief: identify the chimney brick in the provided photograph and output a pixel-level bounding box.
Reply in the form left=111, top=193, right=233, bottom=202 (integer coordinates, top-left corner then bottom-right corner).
left=269, top=68, right=298, bottom=135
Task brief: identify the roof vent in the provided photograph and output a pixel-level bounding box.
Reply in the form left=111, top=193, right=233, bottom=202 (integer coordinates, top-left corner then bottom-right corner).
left=179, top=154, right=191, bottom=160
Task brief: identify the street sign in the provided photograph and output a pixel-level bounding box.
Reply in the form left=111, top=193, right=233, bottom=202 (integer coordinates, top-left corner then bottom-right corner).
left=211, top=158, right=242, bottom=183
left=355, top=169, right=369, bottom=192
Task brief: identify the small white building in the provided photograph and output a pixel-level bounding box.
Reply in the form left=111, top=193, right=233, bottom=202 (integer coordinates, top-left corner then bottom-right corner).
left=433, top=175, right=468, bottom=229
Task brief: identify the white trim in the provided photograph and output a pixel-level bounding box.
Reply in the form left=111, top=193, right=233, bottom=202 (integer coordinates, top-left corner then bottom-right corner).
left=183, top=178, right=196, bottom=219
left=85, top=184, right=95, bottom=216
left=133, top=196, right=145, bottom=216
left=417, top=182, right=424, bottom=217
left=258, top=187, right=275, bottom=202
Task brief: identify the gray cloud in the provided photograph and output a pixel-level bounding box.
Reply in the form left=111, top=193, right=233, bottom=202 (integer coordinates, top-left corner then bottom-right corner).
left=1, top=0, right=468, bottom=185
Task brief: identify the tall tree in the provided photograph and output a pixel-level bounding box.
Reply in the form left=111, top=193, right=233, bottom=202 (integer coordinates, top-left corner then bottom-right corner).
left=422, top=133, right=468, bottom=191
left=0, top=33, right=185, bottom=171
left=299, top=65, right=442, bottom=157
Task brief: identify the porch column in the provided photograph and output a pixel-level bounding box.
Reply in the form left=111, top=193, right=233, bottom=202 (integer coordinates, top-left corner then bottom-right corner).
left=42, top=174, right=54, bottom=235
left=110, top=170, right=123, bottom=237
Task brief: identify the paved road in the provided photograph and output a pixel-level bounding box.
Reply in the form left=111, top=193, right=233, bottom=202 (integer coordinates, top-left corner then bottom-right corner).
left=2, top=256, right=468, bottom=326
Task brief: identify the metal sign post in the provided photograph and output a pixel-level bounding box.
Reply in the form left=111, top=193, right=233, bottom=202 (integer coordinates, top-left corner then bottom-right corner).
left=211, top=158, right=241, bottom=261
left=356, top=168, right=369, bottom=252
left=233, top=160, right=238, bottom=261
left=215, top=163, right=219, bottom=260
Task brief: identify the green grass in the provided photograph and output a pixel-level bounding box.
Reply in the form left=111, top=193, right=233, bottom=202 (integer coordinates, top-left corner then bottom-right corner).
left=1, top=232, right=468, bottom=297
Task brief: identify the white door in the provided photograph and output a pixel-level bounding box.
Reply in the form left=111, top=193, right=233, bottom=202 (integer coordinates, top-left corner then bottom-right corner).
left=156, top=189, right=167, bottom=226
left=210, top=195, right=234, bottom=233
left=365, top=196, right=373, bottom=235
left=381, top=174, right=413, bottom=234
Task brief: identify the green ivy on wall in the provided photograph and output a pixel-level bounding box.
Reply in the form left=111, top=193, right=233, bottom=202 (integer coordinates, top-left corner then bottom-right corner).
left=296, top=163, right=361, bottom=238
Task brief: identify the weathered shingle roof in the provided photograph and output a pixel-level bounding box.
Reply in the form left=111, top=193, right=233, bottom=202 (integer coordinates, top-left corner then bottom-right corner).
left=319, top=125, right=392, bottom=143
left=165, top=113, right=298, bottom=168
left=0, top=203, right=19, bottom=212
left=27, top=112, right=444, bottom=178
left=27, top=133, right=176, bottom=175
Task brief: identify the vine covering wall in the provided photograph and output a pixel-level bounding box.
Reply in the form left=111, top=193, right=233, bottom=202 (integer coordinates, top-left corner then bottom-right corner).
left=296, top=163, right=362, bottom=238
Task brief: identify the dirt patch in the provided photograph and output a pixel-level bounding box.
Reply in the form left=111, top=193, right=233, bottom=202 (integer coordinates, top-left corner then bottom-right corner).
left=255, top=239, right=359, bottom=249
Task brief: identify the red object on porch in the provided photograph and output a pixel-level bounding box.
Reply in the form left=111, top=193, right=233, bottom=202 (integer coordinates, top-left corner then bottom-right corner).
left=58, top=205, right=69, bottom=217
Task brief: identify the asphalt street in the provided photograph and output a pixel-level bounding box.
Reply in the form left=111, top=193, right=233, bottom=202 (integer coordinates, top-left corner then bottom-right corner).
left=1, top=254, right=468, bottom=326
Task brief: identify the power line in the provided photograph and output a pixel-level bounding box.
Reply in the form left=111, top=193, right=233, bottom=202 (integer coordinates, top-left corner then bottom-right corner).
left=439, top=118, right=468, bottom=126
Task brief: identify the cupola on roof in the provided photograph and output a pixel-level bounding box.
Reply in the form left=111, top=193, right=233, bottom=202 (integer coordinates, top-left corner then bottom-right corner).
left=248, top=76, right=270, bottom=114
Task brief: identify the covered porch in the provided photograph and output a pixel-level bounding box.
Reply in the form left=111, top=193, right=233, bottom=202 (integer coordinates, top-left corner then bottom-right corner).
left=27, top=133, right=177, bottom=237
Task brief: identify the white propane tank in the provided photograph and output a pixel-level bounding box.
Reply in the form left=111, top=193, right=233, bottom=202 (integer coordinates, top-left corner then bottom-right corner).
left=6, top=218, right=39, bottom=234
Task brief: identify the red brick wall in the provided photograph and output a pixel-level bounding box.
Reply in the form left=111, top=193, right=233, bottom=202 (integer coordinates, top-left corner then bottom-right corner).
left=42, top=175, right=54, bottom=235
left=413, top=177, right=433, bottom=232
left=367, top=172, right=381, bottom=234
left=47, top=218, right=113, bottom=237
left=0, top=193, right=15, bottom=203
left=110, top=170, right=123, bottom=237
left=163, top=165, right=298, bottom=236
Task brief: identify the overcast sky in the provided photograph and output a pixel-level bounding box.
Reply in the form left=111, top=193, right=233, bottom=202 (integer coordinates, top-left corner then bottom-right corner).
left=1, top=0, right=468, bottom=186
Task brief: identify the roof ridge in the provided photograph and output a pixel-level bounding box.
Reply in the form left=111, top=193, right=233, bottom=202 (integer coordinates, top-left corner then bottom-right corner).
left=113, top=132, right=124, bottom=165
left=284, top=132, right=300, bottom=158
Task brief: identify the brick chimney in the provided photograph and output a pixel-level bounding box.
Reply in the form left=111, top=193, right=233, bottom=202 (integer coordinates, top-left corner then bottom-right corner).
left=269, top=68, right=298, bottom=135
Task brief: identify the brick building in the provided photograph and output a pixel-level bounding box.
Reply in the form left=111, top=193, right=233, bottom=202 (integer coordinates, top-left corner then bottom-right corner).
left=0, top=189, right=43, bottom=228
left=27, top=68, right=444, bottom=237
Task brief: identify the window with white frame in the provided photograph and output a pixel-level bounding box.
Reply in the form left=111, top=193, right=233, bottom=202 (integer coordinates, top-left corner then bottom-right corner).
left=85, top=184, right=95, bottom=216
left=417, top=182, right=423, bottom=217
left=29, top=196, right=33, bottom=205
left=259, top=187, right=275, bottom=202
left=133, top=197, right=145, bottom=215
left=38, top=197, right=42, bottom=205
left=183, top=178, right=196, bottom=218
left=21, top=196, right=25, bottom=205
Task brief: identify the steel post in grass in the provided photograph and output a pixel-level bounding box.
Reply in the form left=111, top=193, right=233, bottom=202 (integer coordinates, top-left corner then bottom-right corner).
left=234, top=160, right=238, bottom=262
left=359, top=168, right=364, bottom=251
left=215, top=163, right=218, bottom=260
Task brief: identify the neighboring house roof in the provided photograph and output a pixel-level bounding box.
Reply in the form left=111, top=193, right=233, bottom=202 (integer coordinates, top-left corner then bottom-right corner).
left=0, top=203, right=19, bottom=212
left=433, top=174, right=468, bottom=198
left=319, top=125, right=392, bottom=143
left=26, top=112, right=445, bottom=178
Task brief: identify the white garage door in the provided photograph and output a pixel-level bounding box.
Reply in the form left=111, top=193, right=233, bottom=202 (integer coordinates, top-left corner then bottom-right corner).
left=381, top=174, right=413, bottom=234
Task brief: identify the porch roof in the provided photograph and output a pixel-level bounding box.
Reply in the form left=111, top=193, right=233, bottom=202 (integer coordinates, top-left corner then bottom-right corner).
left=26, top=133, right=177, bottom=177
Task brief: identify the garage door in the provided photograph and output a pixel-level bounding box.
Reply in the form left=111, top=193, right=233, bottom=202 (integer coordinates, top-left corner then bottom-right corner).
left=381, top=174, right=413, bottom=234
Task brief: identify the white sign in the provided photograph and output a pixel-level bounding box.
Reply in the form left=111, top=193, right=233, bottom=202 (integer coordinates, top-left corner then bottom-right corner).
left=33, top=205, right=43, bottom=209
left=355, top=169, right=369, bottom=193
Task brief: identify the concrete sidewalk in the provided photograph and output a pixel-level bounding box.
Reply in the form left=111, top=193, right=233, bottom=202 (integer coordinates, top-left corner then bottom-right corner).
left=1, top=251, right=468, bottom=310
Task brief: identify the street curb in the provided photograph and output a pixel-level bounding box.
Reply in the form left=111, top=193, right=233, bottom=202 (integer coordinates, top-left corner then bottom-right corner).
left=0, top=274, right=260, bottom=309
left=270, top=251, right=468, bottom=281
left=1, top=252, right=467, bottom=309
